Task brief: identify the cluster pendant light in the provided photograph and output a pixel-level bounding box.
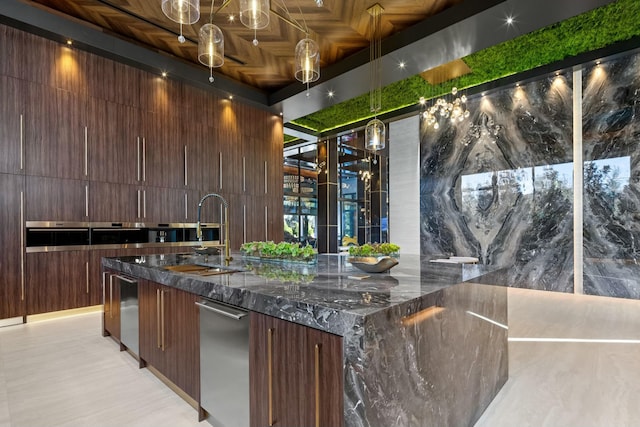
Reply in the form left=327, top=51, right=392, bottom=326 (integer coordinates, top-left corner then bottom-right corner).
left=161, top=0, right=200, bottom=43
left=162, top=0, right=321, bottom=88
left=365, top=4, right=385, bottom=152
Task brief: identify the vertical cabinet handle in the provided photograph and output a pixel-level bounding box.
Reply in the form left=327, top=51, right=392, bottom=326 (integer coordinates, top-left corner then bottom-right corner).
left=315, top=344, right=321, bottom=427
left=160, top=290, right=166, bottom=352
left=156, top=288, right=161, bottom=349
left=142, top=137, right=146, bottom=182
left=137, top=137, right=141, bottom=181
left=184, top=145, right=188, bottom=187
left=85, top=262, right=89, bottom=294
left=85, top=185, right=89, bottom=218
left=143, top=190, right=146, bottom=219
left=268, top=327, right=274, bottom=427
left=264, top=205, right=268, bottom=242
left=84, top=126, right=88, bottom=176
left=243, top=204, right=246, bottom=244
left=242, top=157, right=246, bottom=193
left=109, top=274, right=113, bottom=319
left=20, top=191, right=24, bottom=301
left=137, top=190, right=141, bottom=219
left=20, top=114, right=24, bottom=170
left=264, top=161, right=268, bottom=194
left=184, top=193, right=188, bottom=220
left=219, top=152, right=223, bottom=190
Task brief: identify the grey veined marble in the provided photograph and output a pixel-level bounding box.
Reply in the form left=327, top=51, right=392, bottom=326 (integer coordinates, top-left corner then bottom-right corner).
left=420, top=75, right=574, bottom=293
left=583, top=52, right=640, bottom=299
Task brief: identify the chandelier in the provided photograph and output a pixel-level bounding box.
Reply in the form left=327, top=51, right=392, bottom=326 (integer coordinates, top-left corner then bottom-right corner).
left=365, top=4, right=385, bottom=151
left=162, top=0, right=321, bottom=87
left=421, top=86, right=470, bottom=130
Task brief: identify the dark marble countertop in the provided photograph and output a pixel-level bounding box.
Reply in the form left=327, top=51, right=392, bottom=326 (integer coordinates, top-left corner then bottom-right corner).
left=102, top=252, right=494, bottom=336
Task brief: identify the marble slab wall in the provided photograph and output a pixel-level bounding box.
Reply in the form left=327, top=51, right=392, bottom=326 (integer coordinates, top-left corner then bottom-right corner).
left=582, top=52, right=640, bottom=298
left=420, top=76, right=575, bottom=292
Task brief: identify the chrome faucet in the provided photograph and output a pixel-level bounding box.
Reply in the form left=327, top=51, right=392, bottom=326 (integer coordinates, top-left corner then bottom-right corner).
left=197, top=193, right=232, bottom=266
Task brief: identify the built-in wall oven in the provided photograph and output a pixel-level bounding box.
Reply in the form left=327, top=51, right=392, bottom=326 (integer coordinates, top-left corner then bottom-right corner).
left=25, top=221, right=222, bottom=252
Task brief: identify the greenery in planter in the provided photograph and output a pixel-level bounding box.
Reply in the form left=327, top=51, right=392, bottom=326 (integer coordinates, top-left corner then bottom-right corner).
left=240, top=241, right=317, bottom=261
left=291, top=0, right=640, bottom=133
left=348, top=243, right=400, bottom=257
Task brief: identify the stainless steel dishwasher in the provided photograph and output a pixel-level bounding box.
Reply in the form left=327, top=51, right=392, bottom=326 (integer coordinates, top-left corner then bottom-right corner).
left=197, top=298, right=249, bottom=427
left=116, top=275, right=139, bottom=357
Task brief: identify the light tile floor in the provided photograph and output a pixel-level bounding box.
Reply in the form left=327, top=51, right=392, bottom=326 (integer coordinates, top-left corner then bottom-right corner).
left=475, top=288, right=640, bottom=427
left=1, top=288, right=639, bottom=427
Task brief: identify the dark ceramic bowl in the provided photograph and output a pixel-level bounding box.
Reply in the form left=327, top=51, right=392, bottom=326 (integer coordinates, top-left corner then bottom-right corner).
left=348, top=256, right=398, bottom=273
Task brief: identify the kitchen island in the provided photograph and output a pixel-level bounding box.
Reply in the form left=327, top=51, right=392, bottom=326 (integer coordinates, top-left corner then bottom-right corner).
left=102, top=252, right=508, bottom=427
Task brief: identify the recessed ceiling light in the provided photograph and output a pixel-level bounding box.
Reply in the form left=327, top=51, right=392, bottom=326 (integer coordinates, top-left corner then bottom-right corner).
left=66, top=39, right=73, bottom=46
left=328, top=90, right=334, bottom=98
left=161, top=71, right=168, bottom=78
left=398, top=61, right=406, bottom=69
left=229, top=95, right=233, bottom=100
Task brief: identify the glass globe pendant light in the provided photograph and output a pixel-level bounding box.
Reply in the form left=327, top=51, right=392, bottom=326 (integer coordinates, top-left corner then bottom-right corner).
left=365, top=118, right=385, bottom=151
left=161, top=0, right=200, bottom=43
left=295, top=37, right=319, bottom=95
left=365, top=4, right=385, bottom=151
left=239, top=0, right=270, bottom=46
left=198, top=23, right=224, bottom=83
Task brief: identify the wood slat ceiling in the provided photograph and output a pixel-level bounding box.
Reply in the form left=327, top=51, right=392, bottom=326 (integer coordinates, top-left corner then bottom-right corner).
left=25, top=0, right=464, bottom=92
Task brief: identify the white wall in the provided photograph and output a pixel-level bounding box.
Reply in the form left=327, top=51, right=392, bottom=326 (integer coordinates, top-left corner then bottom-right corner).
left=389, top=115, right=421, bottom=255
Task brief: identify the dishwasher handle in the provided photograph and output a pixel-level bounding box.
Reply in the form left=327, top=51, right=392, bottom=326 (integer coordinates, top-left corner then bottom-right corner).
left=196, top=300, right=248, bottom=320
left=115, top=275, right=137, bottom=284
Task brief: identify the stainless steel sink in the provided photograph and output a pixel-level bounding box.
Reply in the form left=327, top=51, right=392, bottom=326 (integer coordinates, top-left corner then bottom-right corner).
left=164, top=264, right=241, bottom=276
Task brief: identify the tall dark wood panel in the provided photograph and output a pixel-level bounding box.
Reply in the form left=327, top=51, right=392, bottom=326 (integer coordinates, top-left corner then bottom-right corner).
left=87, top=97, right=140, bottom=185
left=26, top=250, right=90, bottom=315
left=250, top=312, right=344, bottom=427
left=0, top=173, right=25, bottom=319
left=0, top=76, right=25, bottom=174
left=102, top=269, right=121, bottom=340
left=25, top=84, right=87, bottom=180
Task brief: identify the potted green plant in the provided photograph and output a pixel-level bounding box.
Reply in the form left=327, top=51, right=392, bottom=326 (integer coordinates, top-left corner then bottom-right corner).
left=347, top=243, right=400, bottom=273
left=240, top=241, right=317, bottom=264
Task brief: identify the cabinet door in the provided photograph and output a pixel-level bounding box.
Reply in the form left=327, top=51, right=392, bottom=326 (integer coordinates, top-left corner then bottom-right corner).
left=102, top=269, right=121, bottom=340
left=26, top=251, right=90, bottom=315
left=142, top=186, right=189, bottom=223
left=26, top=176, right=89, bottom=221
left=0, top=174, right=25, bottom=319
left=142, top=110, right=182, bottom=188
left=89, top=181, right=138, bottom=222
left=25, top=84, right=87, bottom=180
left=0, top=76, right=26, bottom=174
left=163, top=287, right=199, bottom=401
left=250, top=313, right=344, bottom=427
left=304, top=326, right=344, bottom=427
left=138, top=279, right=165, bottom=371
left=87, top=97, right=140, bottom=184
left=138, top=280, right=199, bottom=401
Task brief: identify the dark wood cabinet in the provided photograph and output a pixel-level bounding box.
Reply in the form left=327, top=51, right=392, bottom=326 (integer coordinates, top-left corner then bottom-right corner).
left=26, top=176, right=89, bottom=221
left=0, top=76, right=25, bottom=174
left=0, top=173, right=25, bottom=319
left=26, top=250, right=90, bottom=315
left=102, top=268, right=121, bottom=340
left=25, top=83, right=87, bottom=180
left=89, top=182, right=138, bottom=222
left=250, top=312, right=344, bottom=427
left=87, top=97, right=140, bottom=185
left=139, top=279, right=199, bottom=401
